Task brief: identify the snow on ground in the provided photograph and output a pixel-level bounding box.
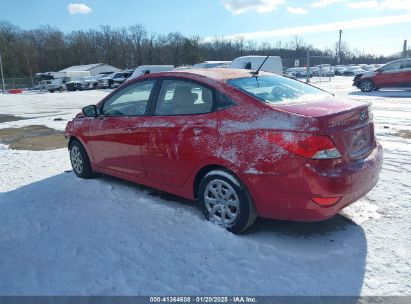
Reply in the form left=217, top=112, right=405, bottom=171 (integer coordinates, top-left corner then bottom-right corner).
left=0, top=78, right=410, bottom=296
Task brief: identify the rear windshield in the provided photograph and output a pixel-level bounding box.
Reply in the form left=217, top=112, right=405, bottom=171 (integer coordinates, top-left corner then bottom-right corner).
left=228, top=75, right=329, bottom=104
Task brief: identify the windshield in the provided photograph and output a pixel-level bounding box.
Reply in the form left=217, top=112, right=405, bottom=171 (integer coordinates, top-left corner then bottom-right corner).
left=228, top=75, right=329, bottom=104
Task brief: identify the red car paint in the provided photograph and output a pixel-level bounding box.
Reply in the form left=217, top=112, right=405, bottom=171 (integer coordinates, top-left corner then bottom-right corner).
left=354, top=59, right=411, bottom=90
left=65, top=69, right=383, bottom=221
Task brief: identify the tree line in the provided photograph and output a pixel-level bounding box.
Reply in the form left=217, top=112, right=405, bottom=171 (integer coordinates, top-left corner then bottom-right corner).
left=0, top=20, right=403, bottom=78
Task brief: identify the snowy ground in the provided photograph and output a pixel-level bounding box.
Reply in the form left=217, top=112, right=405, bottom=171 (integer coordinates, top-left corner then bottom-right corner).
left=0, top=78, right=410, bottom=296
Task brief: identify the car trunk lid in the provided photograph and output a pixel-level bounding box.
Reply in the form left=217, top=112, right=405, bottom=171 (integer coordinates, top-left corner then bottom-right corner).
left=277, top=98, right=375, bottom=162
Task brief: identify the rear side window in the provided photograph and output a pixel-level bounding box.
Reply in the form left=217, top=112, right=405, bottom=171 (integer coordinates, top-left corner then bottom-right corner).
left=215, top=91, right=236, bottom=110
left=404, top=60, right=411, bottom=70
left=155, top=80, right=213, bottom=115
left=228, top=75, right=329, bottom=105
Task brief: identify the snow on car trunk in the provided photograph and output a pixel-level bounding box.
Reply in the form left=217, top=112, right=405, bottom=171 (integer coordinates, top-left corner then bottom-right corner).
left=279, top=99, right=375, bottom=162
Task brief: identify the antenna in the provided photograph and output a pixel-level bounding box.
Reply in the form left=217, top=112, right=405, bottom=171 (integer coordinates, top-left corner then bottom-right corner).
left=251, top=55, right=270, bottom=77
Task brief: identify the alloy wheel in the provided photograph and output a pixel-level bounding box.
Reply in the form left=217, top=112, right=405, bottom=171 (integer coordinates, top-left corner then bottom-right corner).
left=204, top=179, right=240, bottom=226
left=70, top=146, right=83, bottom=174
left=360, top=80, right=373, bottom=92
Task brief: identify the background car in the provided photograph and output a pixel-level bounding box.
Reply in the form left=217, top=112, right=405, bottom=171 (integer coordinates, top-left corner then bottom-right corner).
left=47, top=78, right=66, bottom=93
left=66, top=78, right=84, bottom=91
left=112, top=70, right=134, bottom=88
left=80, top=74, right=108, bottom=90
left=353, top=59, right=411, bottom=92
left=65, top=69, right=383, bottom=233
left=97, top=71, right=133, bottom=89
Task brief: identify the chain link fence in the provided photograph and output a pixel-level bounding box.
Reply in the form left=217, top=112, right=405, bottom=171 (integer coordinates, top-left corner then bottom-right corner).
left=282, top=55, right=334, bottom=83
left=1, top=77, right=36, bottom=91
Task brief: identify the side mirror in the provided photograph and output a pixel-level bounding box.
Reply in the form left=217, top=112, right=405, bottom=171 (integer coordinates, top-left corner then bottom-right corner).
left=82, top=105, right=98, bottom=117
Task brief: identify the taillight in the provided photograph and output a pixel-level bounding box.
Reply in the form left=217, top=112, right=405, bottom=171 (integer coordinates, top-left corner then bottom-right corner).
left=259, top=132, right=341, bottom=159
left=312, top=197, right=341, bottom=206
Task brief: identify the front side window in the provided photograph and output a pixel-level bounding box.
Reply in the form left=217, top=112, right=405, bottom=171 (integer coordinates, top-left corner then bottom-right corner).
left=155, top=79, right=213, bottom=115
left=380, top=61, right=403, bottom=73
left=228, top=75, right=329, bottom=105
left=102, top=80, right=155, bottom=116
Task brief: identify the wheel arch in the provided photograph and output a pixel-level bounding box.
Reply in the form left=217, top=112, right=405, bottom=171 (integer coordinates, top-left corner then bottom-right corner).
left=193, top=164, right=243, bottom=200
left=68, top=135, right=80, bottom=149
left=68, top=136, right=93, bottom=161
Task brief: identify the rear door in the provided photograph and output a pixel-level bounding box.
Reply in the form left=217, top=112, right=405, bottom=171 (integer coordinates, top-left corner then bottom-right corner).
left=142, top=78, right=220, bottom=187
left=87, top=80, right=156, bottom=177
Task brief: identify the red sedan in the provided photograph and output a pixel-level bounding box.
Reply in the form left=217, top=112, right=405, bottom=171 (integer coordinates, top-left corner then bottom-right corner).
left=65, top=69, right=383, bottom=233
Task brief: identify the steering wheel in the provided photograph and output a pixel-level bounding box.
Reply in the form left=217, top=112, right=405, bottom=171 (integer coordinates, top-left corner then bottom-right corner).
left=135, top=103, right=147, bottom=115
left=104, top=108, right=123, bottom=116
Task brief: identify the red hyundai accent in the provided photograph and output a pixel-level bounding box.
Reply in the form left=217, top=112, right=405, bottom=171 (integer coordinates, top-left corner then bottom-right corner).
left=65, top=69, right=383, bottom=233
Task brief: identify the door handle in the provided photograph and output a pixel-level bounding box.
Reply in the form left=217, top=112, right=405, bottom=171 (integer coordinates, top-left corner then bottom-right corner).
left=192, top=127, right=203, bottom=136
left=125, top=126, right=139, bottom=131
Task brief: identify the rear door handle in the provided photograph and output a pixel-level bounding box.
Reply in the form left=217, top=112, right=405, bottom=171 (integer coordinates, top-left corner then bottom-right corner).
left=125, top=126, right=139, bottom=131
left=192, top=127, right=203, bottom=135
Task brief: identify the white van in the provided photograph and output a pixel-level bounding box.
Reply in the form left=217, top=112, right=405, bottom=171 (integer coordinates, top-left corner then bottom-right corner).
left=229, top=56, right=283, bottom=74
left=193, top=61, right=231, bottom=69
left=127, top=65, right=174, bottom=82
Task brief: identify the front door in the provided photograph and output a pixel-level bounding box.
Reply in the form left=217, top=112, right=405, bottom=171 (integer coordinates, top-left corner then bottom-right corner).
left=373, top=61, right=403, bottom=88
left=87, top=80, right=156, bottom=177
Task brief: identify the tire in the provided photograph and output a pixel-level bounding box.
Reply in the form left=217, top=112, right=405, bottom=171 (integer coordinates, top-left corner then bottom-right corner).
left=59, top=86, right=64, bottom=93
left=199, top=170, right=257, bottom=233
left=359, top=79, right=374, bottom=92
left=69, top=140, right=95, bottom=179
left=49, top=90, right=54, bottom=93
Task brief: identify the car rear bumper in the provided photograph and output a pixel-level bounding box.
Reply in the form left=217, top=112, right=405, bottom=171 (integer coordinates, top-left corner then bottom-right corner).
left=242, top=142, right=383, bottom=221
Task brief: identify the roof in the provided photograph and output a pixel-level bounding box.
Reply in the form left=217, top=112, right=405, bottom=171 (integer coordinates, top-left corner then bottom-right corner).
left=59, top=63, right=106, bottom=72
left=162, top=68, right=274, bottom=81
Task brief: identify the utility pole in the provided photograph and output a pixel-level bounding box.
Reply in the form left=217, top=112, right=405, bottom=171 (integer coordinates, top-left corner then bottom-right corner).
left=26, top=57, right=34, bottom=88
left=403, top=40, right=408, bottom=58
left=0, top=53, right=5, bottom=93
left=338, top=30, right=343, bottom=64
left=306, top=49, right=310, bottom=84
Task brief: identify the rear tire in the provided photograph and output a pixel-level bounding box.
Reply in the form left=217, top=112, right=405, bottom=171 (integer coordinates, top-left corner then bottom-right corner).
left=199, top=170, right=257, bottom=233
left=359, top=79, right=374, bottom=92
left=69, top=140, right=95, bottom=179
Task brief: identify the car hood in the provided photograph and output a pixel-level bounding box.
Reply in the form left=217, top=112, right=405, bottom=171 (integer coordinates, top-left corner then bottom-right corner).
left=359, top=70, right=378, bottom=78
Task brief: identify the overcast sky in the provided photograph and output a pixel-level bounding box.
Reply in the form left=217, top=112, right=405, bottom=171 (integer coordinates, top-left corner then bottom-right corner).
left=1, top=0, right=410, bottom=55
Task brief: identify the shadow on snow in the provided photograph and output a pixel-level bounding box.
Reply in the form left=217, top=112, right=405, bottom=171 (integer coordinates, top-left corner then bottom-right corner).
left=0, top=172, right=367, bottom=297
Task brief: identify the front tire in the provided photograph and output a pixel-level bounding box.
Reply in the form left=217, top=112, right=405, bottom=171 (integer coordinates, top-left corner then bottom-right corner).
left=359, top=79, right=374, bottom=92
left=199, top=170, right=257, bottom=233
left=69, top=140, right=95, bottom=179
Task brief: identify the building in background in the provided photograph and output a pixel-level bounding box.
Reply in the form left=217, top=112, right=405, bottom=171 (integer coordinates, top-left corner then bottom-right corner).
left=58, top=63, right=121, bottom=76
